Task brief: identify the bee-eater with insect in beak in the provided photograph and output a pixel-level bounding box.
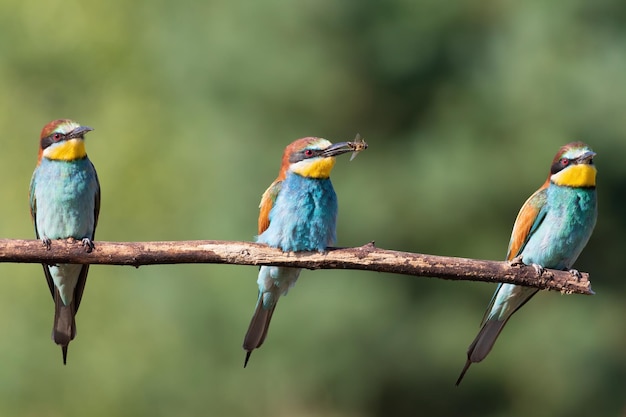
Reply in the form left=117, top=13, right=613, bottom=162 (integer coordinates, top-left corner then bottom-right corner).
left=456, top=142, right=597, bottom=385
left=29, top=119, right=101, bottom=364
left=243, top=137, right=363, bottom=367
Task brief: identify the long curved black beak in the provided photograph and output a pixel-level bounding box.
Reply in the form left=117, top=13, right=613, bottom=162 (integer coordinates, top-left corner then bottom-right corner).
left=68, top=126, right=94, bottom=139
left=321, top=141, right=359, bottom=158
left=576, top=151, right=596, bottom=164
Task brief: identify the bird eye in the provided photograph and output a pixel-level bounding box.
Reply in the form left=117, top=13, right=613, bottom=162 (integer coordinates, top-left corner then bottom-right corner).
left=560, top=158, right=569, bottom=166
left=304, top=149, right=314, bottom=157
left=53, top=133, right=61, bottom=141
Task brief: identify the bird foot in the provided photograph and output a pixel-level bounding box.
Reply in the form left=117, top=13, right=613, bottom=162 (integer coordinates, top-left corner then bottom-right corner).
left=81, top=238, right=95, bottom=253
left=41, top=237, right=52, bottom=250
left=509, top=255, right=524, bottom=267
left=531, top=263, right=545, bottom=276
left=568, top=268, right=582, bottom=282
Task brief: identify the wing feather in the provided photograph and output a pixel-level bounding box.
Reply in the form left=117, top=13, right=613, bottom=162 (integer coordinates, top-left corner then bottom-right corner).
left=258, top=180, right=282, bottom=235
left=92, top=162, right=101, bottom=234
left=29, top=163, right=101, bottom=305
left=29, top=172, right=38, bottom=236
left=480, top=181, right=549, bottom=324
left=75, top=167, right=100, bottom=311
left=505, top=180, right=549, bottom=261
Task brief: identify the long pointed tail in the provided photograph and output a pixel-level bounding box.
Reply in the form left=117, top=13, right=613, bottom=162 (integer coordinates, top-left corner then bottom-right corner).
left=52, top=290, right=76, bottom=365
left=243, top=297, right=277, bottom=368
left=456, top=284, right=539, bottom=385
left=456, top=359, right=472, bottom=386
left=455, top=319, right=507, bottom=385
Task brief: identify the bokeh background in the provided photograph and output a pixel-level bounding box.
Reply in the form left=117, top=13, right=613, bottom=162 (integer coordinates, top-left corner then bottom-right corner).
left=0, top=0, right=625, bottom=416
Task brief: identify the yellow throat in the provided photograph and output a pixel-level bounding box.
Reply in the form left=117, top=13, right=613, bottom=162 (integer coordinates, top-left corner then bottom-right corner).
left=43, top=138, right=87, bottom=161
left=291, top=157, right=336, bottom=179
left=551, top=164, right=596, bottom=188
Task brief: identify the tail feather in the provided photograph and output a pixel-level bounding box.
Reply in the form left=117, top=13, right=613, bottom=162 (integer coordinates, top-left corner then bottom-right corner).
left=456, top=360, right=472, bottom=386
left=62, top=345, right=69, bottom=365
left=456, top=319, right=507, bottom=385
left=467, top=319, right=508, bottom=363
left=52, top=289, right=76, bottom=365
left=243, top=299, right=277, bottom=367
left=456, top=285, right=539, bottom=385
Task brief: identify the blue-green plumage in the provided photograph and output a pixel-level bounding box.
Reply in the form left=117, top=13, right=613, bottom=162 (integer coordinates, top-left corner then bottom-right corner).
left=488, top=186, right=597, bottom=320
left=255, top=173, right=337, bottom=310
left=243, top=137, right=355, bottom=366
left=31, top=158, right=99, bottom=257
left=259, top=173, right=337, bottom=252
left=457, top=142, right=597, bottom=385
left=30, top=119, right=100, bottom=364
left=519, top=186, right=596, bottom=269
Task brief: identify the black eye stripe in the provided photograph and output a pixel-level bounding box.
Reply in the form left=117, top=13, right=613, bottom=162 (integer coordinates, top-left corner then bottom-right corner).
left=551, top=159, right=566, bottom=174
left=288, top=148, right=323, bottom=163
left=40, top=132, right=66, bottom=150
left=550, top=154, right=590, bottom=174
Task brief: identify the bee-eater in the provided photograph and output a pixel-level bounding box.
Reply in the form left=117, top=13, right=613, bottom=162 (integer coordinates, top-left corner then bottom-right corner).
left=456, top=142, right=597, bottom=385
left=29, top=119, right=101, bottom=364
left=243, top=137, right=358, bottom=367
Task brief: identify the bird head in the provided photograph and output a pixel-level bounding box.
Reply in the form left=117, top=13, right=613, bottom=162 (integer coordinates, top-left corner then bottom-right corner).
left=549, top=142, right=596, bottom=188
left=38, top=119, right=93, bottom=163
left=281, top=137, right=356, bottom=179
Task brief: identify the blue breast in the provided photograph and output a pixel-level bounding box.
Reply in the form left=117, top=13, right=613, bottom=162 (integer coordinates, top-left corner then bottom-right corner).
left=521, top=184, right=597, bottom=269
left=257, top=172, right=338, bottom=252
left=33, top=158, right=98, bottom=240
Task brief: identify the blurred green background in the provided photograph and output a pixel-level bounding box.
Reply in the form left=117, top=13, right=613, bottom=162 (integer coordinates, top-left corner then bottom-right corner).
left=0, top=0, right=625, bottom=416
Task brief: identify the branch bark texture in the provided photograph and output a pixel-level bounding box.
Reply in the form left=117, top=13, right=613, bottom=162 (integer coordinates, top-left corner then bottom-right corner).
left=0, top=239, right=593, bottom=295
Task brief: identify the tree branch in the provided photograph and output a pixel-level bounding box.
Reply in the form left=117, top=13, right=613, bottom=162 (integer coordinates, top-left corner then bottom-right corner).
left=0, top=239, right=593, bottom=295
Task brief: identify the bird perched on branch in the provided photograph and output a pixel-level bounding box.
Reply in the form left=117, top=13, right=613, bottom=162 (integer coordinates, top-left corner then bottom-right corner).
left=29, top=119, right=101, bottom=364
left=456, top=142, right=597, bottom=385
left=243, top=137, right=363, bottom=367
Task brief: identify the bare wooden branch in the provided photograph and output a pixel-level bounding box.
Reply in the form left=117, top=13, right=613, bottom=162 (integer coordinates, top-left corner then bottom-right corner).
left=0, top=239, right=593, bottom=295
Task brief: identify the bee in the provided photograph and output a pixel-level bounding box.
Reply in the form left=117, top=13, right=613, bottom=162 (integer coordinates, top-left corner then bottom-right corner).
left=348, top=133, right=368, bottom=161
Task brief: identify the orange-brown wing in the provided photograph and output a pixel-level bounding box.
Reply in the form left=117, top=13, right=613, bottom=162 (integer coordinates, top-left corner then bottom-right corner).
left=29, top=171, right=38, bottom=229
left=506, top=181, right=549, bottom=260
left=258, top=180, right=282, bottom=235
